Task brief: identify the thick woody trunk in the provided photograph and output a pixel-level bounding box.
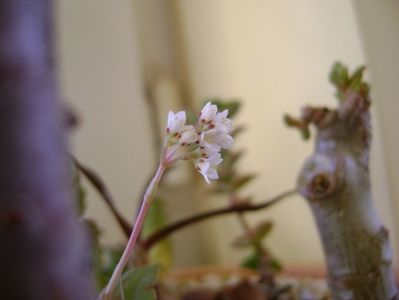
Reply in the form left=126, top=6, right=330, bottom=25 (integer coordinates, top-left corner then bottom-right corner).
left=0, top=1, right=92, bottom=299
left=286, top=63, right=397, bottom=300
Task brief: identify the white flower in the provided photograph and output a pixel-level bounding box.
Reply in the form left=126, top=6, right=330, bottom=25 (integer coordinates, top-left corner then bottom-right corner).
left=195, top=152, right=223, bottom=184
left=200, top=129, right=234, bottom=152
left=163, top=102, right=234, bottom=183
left=166, top=111, right=197, bottom=146
left=215, top=109, right=233, bottom=133
left=179, top=127, right=197, bottom=145
left=199, top=102, right=218, bottom=124
left=167, top=111, right=187, bottom=134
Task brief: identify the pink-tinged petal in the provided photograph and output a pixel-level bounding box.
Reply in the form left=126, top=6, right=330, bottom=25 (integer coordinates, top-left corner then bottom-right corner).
left=174, top=111, right=186, bottom=130
left=180, top=127, right=197, bottom=144
left=201, top=102, right=211, bottom=114
left=167, top=110, right=187, bottom=134
left=207, top=168, right=219, bottom=180
left=218, top=109, right=228, bottom=119
left=200, top=102, right=217, bottom=122
left=202, top=173, right=211, bottom=184
left=215, top=109, right=233, bottom=132
left=219, top=134, right=234, bottom=149
left=167, top=111, right=175, bottom=132
left=200, top=147, right=220, bottom=159
left=209, top=153, right=223, bottom=166
left=175, top=111, right=186, bottom=123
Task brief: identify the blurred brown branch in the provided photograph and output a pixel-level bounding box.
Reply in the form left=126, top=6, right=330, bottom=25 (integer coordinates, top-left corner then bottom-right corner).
left=141, top=189, right=296, bottom=251
left=73, top=157, right=132, bottom=238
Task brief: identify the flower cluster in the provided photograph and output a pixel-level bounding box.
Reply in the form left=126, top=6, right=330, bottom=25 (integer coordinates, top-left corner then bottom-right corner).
left=164, top=102, right=233, bottom=183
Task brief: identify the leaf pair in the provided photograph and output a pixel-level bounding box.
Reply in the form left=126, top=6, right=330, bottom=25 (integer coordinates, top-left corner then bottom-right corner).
left=329, top=62, right=370, bottom=101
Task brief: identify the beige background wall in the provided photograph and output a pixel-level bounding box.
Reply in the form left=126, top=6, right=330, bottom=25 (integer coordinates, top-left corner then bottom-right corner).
left=56, top=0, right=398, bottom=266
left=353, top=0, right=399, bottom=257
left=173, top=0, right=397, bottom=265
left=56, top=0, right=154, bottom=245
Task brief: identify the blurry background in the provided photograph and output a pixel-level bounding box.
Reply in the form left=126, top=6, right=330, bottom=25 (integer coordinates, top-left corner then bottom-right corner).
left=56, top=0, right=399, bottom=269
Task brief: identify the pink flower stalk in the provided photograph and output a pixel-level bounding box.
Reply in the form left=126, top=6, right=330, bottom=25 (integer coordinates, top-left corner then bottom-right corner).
left=100, top=102, right=233, bottom=299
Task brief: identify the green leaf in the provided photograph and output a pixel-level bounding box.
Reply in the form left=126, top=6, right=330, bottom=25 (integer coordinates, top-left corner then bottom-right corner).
left=349, top=65, right=366, bottom=92
left=329, top=62, right=349, bottom=90
left=83, top=219, right=105, bottom=291
left=84, top=219, right=102, bottom=245
left=218, top=150, right=244, bottom=174
left=283, top=115, right=310, bottom=140
left=72, top=166, right=86, bottom=216
left=229, top=150, right=245, bottom=165
left=231, top=125, right=247, bottom=138
left=96, top=247, right=124, bottom=290
left=269, top=258, right=283, bottom=272
left=330, top=63, right=370, bottom=102
left=350, top=65, right=366, bottom=83
left=233, top=221, right=273, bottom=248
left=241, top=252, right=261, bottom=270
left=142, top=198, right=172, bottom=270
left=114, top=265, right=160, bottom=300
left=232, top=174, right=256, bottom=191
left=252, top=221, right=273, bottom=243
left=240, top=250, right=282, bottom=272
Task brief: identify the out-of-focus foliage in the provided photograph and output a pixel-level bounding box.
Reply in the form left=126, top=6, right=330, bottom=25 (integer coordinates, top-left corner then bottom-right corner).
left=283, top=115, right=311, bottom=140
left=200, top=100, right=282, bottom=273
left=112, top=265, right=160, bottom=300
left=232, top=221, right=273, bottom=249
left=206, top=100, right=257, bottom=194
left=329, top=62, right=370, bottom=101
left=72, top=166, right=86, bottom=215
left=241, top=250, right=282, bottom=272
left=284, top=62, right=371, bottom=141
left=142, top=197, right=172, bottom=270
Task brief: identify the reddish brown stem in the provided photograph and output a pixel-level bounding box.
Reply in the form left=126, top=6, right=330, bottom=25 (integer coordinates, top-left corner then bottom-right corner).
left=73, top=157, right=132, bottom=238
left=141, top=189, right=296, bottom=251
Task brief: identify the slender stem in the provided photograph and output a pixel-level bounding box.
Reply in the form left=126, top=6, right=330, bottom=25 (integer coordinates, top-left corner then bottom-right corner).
left=165, top=144, right=180, bottom=162
left=141, top=189, right=296, bottom=251
left=102, top=164, right=166, bottom=299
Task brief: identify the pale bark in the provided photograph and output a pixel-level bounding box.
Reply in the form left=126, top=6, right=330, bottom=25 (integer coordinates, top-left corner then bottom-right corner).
left=287, top=64, right=397, bottom=300
left=0, top=0, right=92, bottom=299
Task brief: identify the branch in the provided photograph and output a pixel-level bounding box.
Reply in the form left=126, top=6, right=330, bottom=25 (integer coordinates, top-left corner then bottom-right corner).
left=73, top=157, right=132, bottom=238
left=288, top=63, right=397, bottom=300
left=141, top=189, right=296, bottom=250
